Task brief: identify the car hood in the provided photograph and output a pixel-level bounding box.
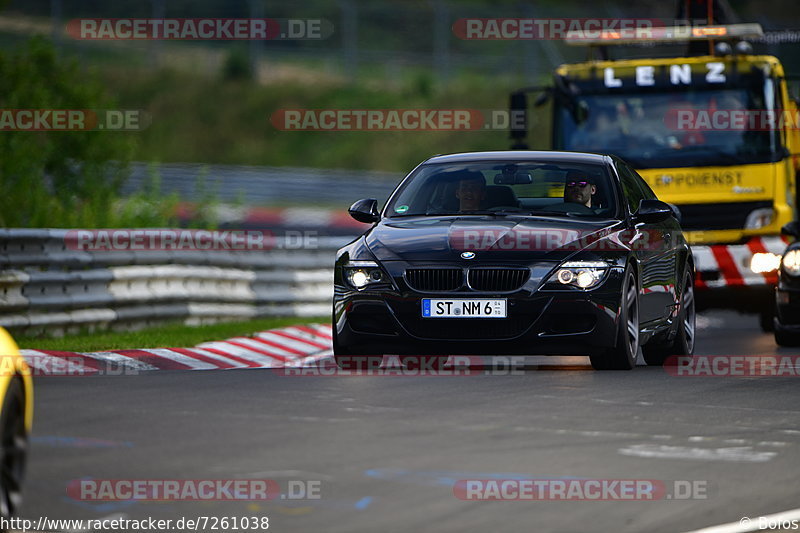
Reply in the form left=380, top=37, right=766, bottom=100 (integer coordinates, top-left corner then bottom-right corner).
left=365, top=216, right=626, bottom=263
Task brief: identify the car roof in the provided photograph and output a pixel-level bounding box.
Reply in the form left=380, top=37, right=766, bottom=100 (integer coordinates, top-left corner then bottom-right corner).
left=422, top=150, right=611, bottom=166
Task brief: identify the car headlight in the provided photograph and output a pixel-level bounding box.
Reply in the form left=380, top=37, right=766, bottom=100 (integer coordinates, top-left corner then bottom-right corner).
left=744, top=208, right=774, bottom=230
left=782, top=250, right=800, bottom=276
left=343, top=261, right=390, bottom=290
left=545, top=261, right=612, bottom=290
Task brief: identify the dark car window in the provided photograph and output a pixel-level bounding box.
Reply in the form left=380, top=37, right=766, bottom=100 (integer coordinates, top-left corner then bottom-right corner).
left=626, top=163, right=658, bottom=202
left=385, top=161, right=619, bottom=219
left=617, top=162, right=649, bottom=215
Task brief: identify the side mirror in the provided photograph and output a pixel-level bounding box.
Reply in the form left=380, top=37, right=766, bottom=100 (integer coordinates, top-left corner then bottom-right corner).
left=348, top=198, right=380, bottom=224
left=533, top=90, right=551, bottom=107
left=667, top=203, right=682, bottom=224
left=509, top=91, right=528, bottom=149
left=633, top=199, right=673, bottom=224
left=781, top=221, right=800, bottom=238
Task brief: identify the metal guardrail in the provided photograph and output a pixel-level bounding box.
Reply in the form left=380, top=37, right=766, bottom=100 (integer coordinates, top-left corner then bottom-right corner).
left=0, top=229, right=355, bottom=335
left=123, top=163, right=401, bottom=205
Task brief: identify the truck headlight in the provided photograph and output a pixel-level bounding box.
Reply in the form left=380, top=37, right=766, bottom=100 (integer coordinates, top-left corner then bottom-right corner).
left=750, top=252, right=782, bottom=274
left=744, top=208, right=774, bottom=230
left=782, top=250, right=800, bottom=276
left=343, top=261, right=389, bottom=290
left=545, top=261, right=611, bottom=290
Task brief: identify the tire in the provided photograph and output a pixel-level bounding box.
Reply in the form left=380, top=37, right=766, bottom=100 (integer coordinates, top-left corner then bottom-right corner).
left=774, top=322, right=800, bottom=347
left=0, top=378, right=26, bottom=521
left=642, top=270, right=696, bottom=366
left=590, top=266, right=638, bottom=370
left=760, top=308, right=776, bottom=333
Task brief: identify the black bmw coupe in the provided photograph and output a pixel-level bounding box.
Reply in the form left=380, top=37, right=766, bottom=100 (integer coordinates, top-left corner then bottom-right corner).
left=333, top=151, right=695, bottom=370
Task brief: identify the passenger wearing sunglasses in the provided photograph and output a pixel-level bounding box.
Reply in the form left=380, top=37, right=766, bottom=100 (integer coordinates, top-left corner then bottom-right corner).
left=563, top=170, right=597, bottom=208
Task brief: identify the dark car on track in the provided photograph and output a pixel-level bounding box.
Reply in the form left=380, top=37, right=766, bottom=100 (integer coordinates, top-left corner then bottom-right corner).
left=333, top=151, right=695, bottom=370
left=774, top=221, right=800, bottom=346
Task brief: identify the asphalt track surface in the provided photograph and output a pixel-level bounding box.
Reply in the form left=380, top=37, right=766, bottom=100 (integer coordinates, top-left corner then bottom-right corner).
left=19, top=311, right=800, bottom=533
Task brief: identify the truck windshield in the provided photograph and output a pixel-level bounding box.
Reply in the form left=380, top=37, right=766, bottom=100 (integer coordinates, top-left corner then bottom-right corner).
left=555, top=84, right=782, bottom=169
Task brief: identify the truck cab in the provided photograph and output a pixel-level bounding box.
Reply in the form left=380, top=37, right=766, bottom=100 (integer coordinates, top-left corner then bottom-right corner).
left=510, top=23, right=800, bottom=326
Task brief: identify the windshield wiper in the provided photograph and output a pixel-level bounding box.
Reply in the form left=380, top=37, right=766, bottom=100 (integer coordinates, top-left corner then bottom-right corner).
left=422, top=211, right=513, bottom=217
left=460, top=210, right=512, bottom=216
left=389, top=211, right=513, bottom=218
left=392, top=210, right=590, bottom=218
left=526, top=210, right=577, bottom=217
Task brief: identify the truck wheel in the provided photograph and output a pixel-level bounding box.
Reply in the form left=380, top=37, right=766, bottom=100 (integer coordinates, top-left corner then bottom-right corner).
left=760, top=308, right=776, bottom=333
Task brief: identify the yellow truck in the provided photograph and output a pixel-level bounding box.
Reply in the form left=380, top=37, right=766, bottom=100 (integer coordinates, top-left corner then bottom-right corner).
left=510, top=23, right=800, bottom=328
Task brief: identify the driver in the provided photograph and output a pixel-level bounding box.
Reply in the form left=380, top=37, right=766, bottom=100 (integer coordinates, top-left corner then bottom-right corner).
left=570, top=108, right=624, bottom=150
left=455, top=172, right=486, bottom=212
left=563, top=170, right=596, bottom=208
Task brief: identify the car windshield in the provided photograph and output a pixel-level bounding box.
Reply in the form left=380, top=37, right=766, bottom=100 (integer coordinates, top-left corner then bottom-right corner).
left=385, top=161, right=617, bottom=219
left=555, top=85, right=781, bottom=169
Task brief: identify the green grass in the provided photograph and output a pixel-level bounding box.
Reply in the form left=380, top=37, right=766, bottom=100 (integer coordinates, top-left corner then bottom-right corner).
left=17, top=316, right=328, bottom=352
left=98, top=63, right=551, bottom=172
left=1, top=29, right=552, bottom=174
left=0, top=31, right=554, bottom=229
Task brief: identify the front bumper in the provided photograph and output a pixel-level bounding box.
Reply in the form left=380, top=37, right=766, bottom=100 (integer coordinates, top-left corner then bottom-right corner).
left=334, top=267, right=625, bottom=356
left=691, top=237, right=784, bottom=309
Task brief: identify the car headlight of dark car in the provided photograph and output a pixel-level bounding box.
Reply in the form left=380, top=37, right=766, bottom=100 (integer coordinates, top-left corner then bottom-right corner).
left=782, top=250, right=800, bottom=277
left=343, top=261, right=392, bottom=290
left=543, top=260, right=612, bottom=290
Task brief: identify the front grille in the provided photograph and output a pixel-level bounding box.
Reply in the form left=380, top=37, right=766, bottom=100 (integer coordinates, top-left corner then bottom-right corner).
left=674, top=201, right=772, bottom=231
left=405, top=268, right=463, bottom=291
left=468, top=268, right=530, bottom=292
left=403, top=317, right=532, bottom=340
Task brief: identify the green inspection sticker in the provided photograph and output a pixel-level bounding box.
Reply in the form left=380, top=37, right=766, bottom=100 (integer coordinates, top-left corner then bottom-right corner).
left=395, top=205, right=409, bottom=213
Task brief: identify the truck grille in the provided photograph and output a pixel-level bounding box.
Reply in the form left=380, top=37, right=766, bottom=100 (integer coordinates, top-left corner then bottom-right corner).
left=674, top=201, right=772, bottom=231
left=405, top=268, right=463, bottom=291
left=467, top=268, right=530, bottom=292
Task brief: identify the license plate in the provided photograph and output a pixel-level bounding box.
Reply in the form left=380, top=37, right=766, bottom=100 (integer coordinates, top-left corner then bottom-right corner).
left=421, top=299, right=507, bottom=318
